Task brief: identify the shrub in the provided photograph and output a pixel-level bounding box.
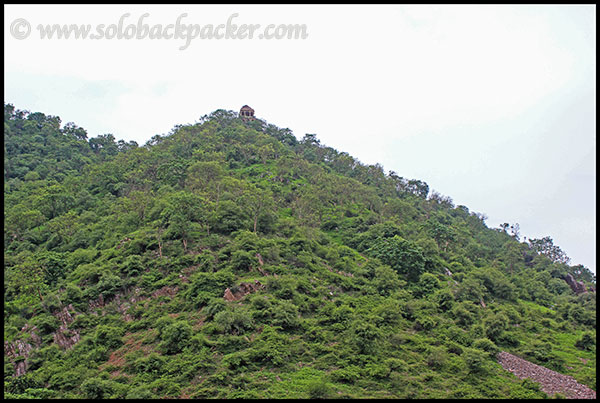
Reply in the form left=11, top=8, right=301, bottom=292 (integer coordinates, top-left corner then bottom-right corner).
left=384, top=357, right=407, bottom=372
left=41, top=293, right=62, bottom=313
left=452, top=303, right=475, bottom=327
left=133, top=352, right=167, bottom=375
left=472, top=338, right=499, bottom=357
left=331, top=365, right=362, bottom=384
left=366, top=236, right=426, bottom=281
left=229, top=250, right=257, bottom=272
left=271, top=300, right=301, bottom=330
left=416, top=272, right=440, bottom=297
left=434, top=288, right=455, bottom=312
left=350, top=320, right=381, bottom=354
left=414, top=316, right=436, bottom=331
left=204, top=298, right=227, bottom=319
left=94, top=325, right=125, bottom=349
left=214, top=309, right=254, bottom=335
left=463, top=348, right=489, bottom=374
left=160, top=321, right=192, bottom=354
left=120, top=254, right=144, bottom=277
left=495, top=331, right=520, bottom=348
left=64, top=283, right=84, bottom=308
left=484, top=313, right=509, bottom=342
left=81, top=377, right=114, bottom=399
left=575, top=332, right=595, bottom=351
left=126, top=385, right=155, bottom=399
left=307, top=379, right=332, bottom=399
left=31, top=313, right=60, bottom=336
left=426, top=347, right=448, bottom=369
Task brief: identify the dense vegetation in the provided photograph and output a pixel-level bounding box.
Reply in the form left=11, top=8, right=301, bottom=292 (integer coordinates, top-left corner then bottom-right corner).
left=4, top=103, right=596, bottom=399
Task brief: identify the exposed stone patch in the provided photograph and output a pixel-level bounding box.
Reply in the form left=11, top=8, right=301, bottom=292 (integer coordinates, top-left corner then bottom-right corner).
left=4, top=323, right=41, bottom=377
left=254, top=253, right=269, bottom=276
left=52, top=304, right=80, bottom=350
left=497, top=351, right=596, bottom=399
left=223, top=280, right=264, bottom=302
left=563, top=273, right=587, bottom=295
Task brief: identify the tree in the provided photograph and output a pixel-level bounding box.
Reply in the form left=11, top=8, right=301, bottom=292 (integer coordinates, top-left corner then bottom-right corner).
left=528, top=236, right=570, bottom=265
left=242, top=185, right=274, bottom=233
left=568, top=264, right=596, bottom=284
left=161, top=191, right=207, bottom=251
left=62, top=122, right=88, bottom=141
left=366, top=236, right=426, bottom=281
left=89, top=133, right=118, bottom=158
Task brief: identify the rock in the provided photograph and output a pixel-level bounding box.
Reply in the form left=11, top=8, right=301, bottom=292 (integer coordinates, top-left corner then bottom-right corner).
left=563, top=273, right=588, bottom=295
left=223, top=280, right=264, bottom=302
left=497, top=351, right=596, bottom=399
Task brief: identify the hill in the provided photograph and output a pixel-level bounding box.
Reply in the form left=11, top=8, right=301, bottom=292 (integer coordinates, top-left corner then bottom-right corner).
left=4, top=103, right=596, bottom=399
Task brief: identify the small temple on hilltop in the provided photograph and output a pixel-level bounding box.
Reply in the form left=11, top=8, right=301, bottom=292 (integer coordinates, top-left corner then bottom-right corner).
left=239, top=105, right=255, bottom=121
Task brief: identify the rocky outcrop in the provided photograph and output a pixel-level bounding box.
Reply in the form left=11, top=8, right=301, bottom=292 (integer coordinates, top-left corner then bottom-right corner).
left=497, top=351, right=596, bottom=399
left=255, top=253, right=269, bottom=276
left=4, top=324, right=41, bottom=377
left=562, top=273, right=589, bottom=295
left=52, top=304, right=80, bottom=350
left=223, top=280, right=264, bottom=302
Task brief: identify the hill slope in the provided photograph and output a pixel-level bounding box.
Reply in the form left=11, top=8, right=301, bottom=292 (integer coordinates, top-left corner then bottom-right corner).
left=4, top=103, right=596, bottom=399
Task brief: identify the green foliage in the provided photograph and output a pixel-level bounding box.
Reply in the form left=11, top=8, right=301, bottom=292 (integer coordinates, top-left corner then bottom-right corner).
left=484, top=313, right=510, bottom=342
left=472, top=338, right=500, bottom=357
left=81, top=377, right=115, bottom=399
left=463, top=348, right=489, bottom=374
left=3, top=103, right=596, bottom=399
left=349, top=319, right=381, bottom=354
left=366, top=235, right=426, bottom=281
left=214, top=309, right=254, bottom=335
left=159, top=321, right=192, bottom=354
left=306, top=379, right=332, bottom=399
left=94, top=325, right=125, bottom=349
left=574, top=332, right=595, bottom=351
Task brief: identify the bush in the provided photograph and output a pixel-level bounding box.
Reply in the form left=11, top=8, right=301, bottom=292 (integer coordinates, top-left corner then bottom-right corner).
left=31, top=313, right=60, bottom=336
left=126, top=385, right=156, bottom=399
left=484, top=313, right=509, bottom=342
left=160, top=321, right=192, bottom=354
left=366, top=236, right=426, bottom=281
left=575, top=332, right=595, bottom=351
left=330, top=365, right=362, bottom=384
left=472, top=338, right=499, bottom=357
left=495, top=331, right=520, bottom=348
left=350, top=320, right=381, bottom=354
left=426, top=347, right=448, bottom=369
left=133, top=352, right=167, bottom=375
left=307, top=379, right=332, bottom=399
left=416, top=272, right=440, bottom=297
left=204, top=298, right=227, bottom=319
left=94, top=325, right=125, bottom=349
left=451, top=303, right=475, bottom=327
left=41, top=293, right=62, bottom=313
left=120, top=254, right=144, bottom=277
left=214, top=309, right=254, bottom=335
left=271, top=300, right=301, bottom=329
left=81, top=377, right=114, bottom=399
left=384, top=357, right=407, bottom=372
left=414, top=316, right=436, bottom=331
left=463, top=348, right=489, bottom=374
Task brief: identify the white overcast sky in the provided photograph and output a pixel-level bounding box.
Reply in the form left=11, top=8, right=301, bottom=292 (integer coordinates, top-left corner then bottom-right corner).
left=4, top=4, right=596, bottom=273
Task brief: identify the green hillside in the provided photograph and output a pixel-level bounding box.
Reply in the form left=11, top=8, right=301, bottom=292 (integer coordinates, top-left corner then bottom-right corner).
left=4, top=103, right=596, bottom=399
